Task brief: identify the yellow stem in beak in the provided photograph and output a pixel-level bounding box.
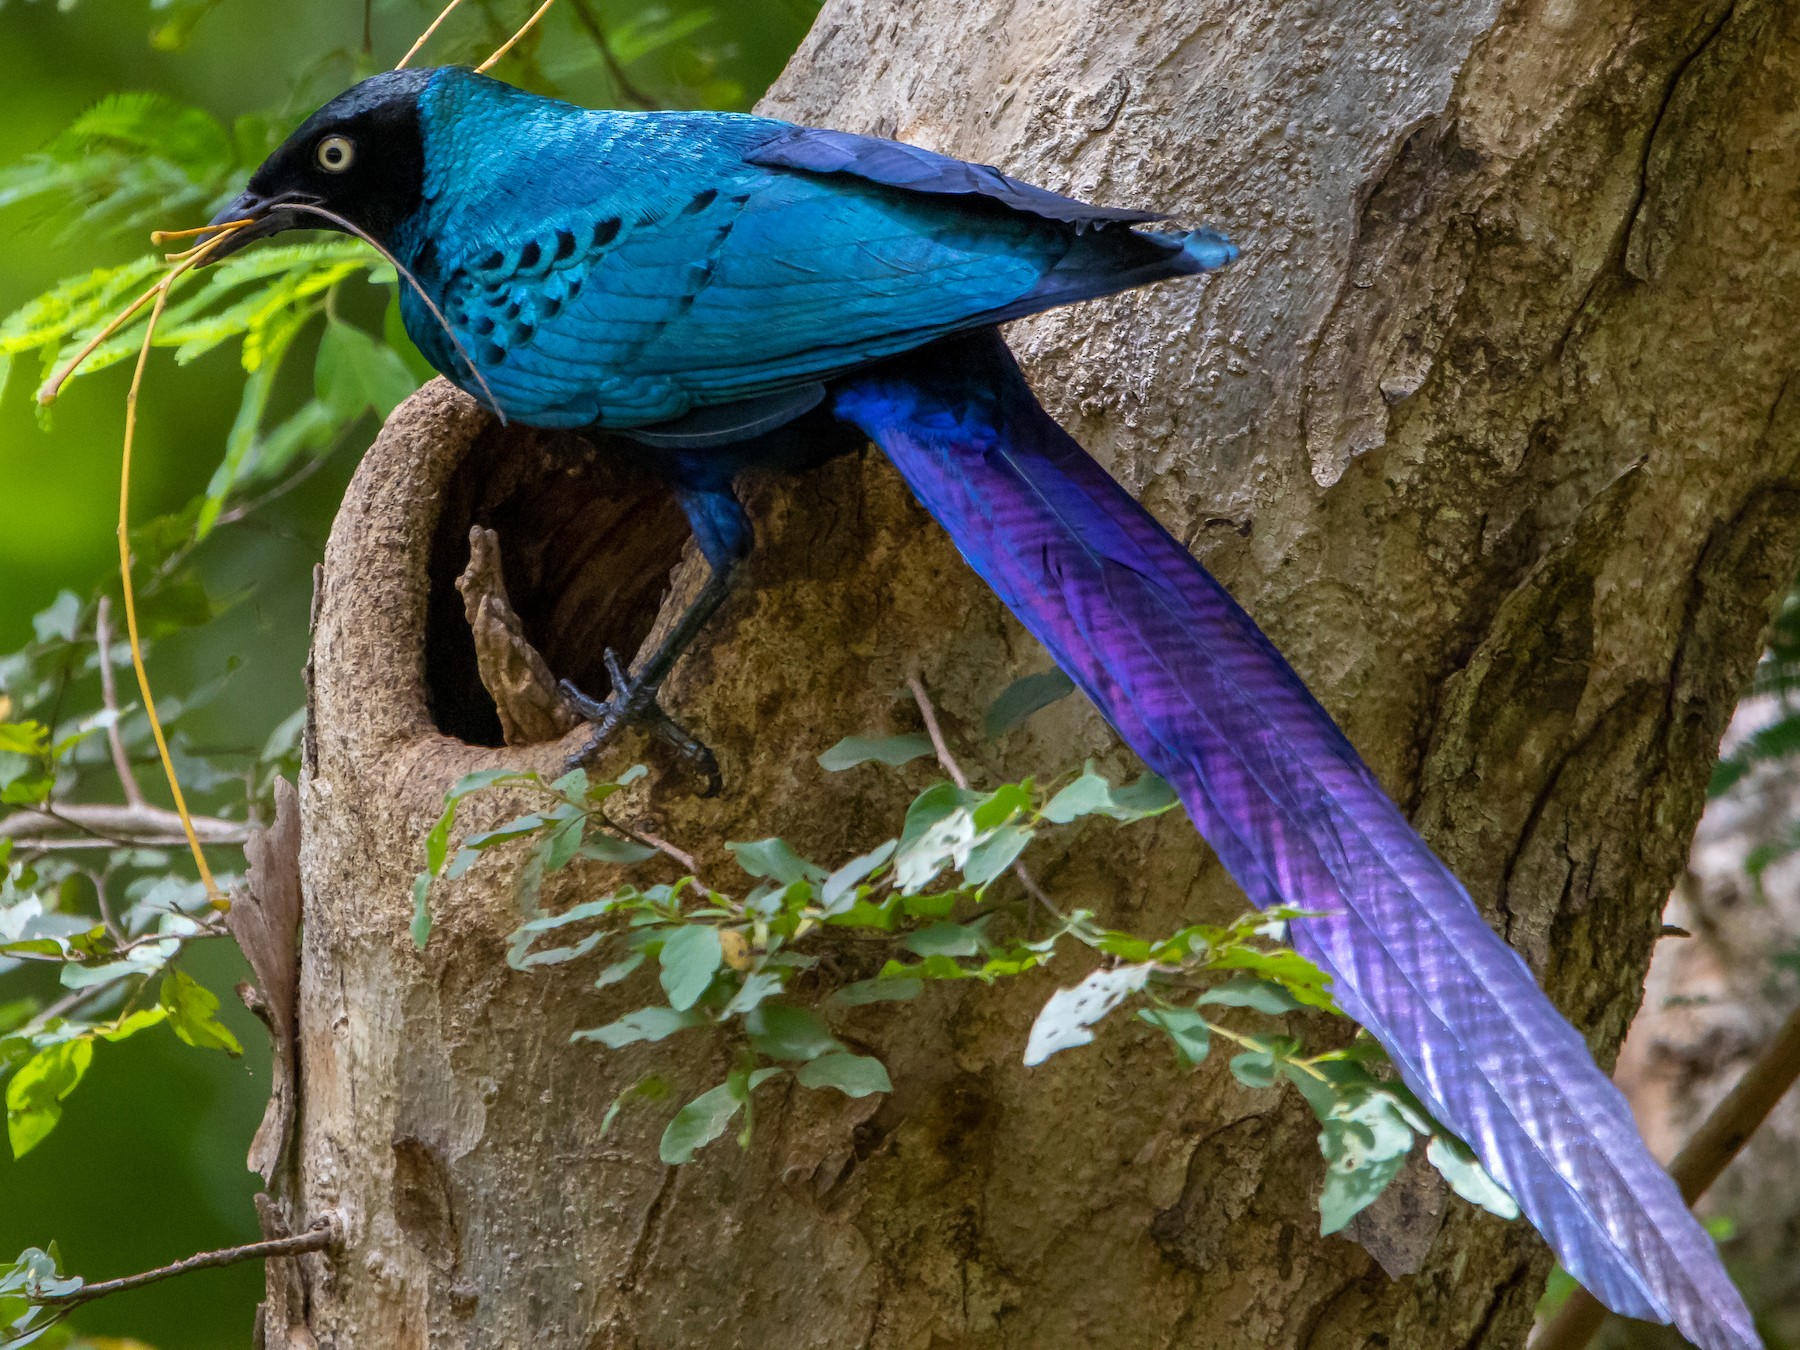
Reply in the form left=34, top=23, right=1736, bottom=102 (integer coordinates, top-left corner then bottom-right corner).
left=149, top=218, right=252, bottom=245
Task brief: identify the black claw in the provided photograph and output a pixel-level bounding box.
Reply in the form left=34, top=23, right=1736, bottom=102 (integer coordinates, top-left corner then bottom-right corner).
left=602, top=647, right=630, bottom=693
left=558, top=677, right=610, bottom=722
left=557, top=670, right=719, bottom=791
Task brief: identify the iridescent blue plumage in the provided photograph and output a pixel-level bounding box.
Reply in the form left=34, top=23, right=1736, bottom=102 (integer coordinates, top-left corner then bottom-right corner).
left=211, top=66, right=1759, bottom=1350
left=394, top=71, right=1227, bottom=431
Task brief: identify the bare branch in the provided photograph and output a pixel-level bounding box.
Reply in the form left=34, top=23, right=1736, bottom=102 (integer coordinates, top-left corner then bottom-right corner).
left=0, top=803, right=250, bottom=846
left=593, top=805, right=699, bottom=874
left=35, top=1219, right=339, bottom=1311
left=905, top=668, right=970, bottom=791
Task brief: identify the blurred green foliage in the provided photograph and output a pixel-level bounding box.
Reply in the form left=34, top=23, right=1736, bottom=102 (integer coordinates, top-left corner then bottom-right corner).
left=0, top=2, right=814, bottom=1345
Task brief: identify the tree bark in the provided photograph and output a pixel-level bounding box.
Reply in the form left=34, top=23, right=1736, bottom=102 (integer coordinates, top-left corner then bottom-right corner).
left=274, top=1, right=1800, bottom=1346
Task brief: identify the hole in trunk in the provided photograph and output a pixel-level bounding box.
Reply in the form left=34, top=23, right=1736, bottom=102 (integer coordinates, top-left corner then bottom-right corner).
left=424, top=422, right=691, bottom=747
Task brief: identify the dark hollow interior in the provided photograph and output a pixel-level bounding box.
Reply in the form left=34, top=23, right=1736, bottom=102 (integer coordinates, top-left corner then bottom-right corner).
left=424, top=422, right=692, bottom=747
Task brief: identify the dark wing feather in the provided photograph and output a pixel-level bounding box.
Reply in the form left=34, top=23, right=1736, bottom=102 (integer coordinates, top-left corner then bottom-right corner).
left=744, top=125, right=1166, bottom=228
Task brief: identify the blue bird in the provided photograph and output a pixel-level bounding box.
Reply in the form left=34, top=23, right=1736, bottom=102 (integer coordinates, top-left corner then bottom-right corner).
left=207, top=67, right=1758, bottom=1349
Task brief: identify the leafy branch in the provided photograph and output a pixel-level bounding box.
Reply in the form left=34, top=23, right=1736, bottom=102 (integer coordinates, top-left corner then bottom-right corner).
left=0, top=1220, right=337, bottom=1347
left=416, top=674, right=1522, bottom=1231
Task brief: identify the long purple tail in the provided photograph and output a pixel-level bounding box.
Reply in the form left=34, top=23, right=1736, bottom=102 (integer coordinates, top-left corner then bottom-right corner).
left=832, top=330, right=1758, bottom=1350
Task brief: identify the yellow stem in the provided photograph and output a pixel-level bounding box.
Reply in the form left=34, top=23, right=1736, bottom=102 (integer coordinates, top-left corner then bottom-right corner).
left=395, top=0, right=469, bottom=69
left=110, top=224, right=248, bottom=910
left=117, top=284, right=223, bottom=906
left=475, top=0, right=556, bottom=72
left=149, top=218, right=251, bottom=245
left=40, top=280, right=165, bottom=405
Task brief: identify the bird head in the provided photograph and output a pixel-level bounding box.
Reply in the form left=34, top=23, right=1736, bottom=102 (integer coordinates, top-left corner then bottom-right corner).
left=202, top=68, right=435, bottom=260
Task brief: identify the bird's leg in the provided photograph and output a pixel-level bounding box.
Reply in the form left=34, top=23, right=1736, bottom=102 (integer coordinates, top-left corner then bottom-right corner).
left=560, top=478, right=750, bottom=790
left=559, top=561, right=736, bottom=788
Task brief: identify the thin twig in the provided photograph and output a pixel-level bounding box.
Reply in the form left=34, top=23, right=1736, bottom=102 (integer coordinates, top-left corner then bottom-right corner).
left=565, top=0, right=658, bottom=108
left=475, top=0, right=556, bottom=73
left=0, top=802, right=250, bottom=846
left=905, top=669, right=969, bottom=791
left=36, top=1221, right=338, bottom=1310
left=210, top=431, right=345, bottom=528
left=905, top=669, right=1065, bottom=922
left=281, top=202, right=505, bottom=422
left=1535, top=999, right=1800, bottom=1350
left=1010, top=863, right=1062, bottom=919
left=395, top=0, right=468, bottom=69
left=600, top=812, right=698, bottom=873
left=94, top=597, right=146, bottom=810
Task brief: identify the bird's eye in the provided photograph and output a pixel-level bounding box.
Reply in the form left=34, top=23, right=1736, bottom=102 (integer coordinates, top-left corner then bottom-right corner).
left=315, top=135, right=356, bottom=173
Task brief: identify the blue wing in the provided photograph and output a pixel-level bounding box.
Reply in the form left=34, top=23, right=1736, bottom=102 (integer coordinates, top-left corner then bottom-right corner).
left=398, top=70, right=1228, bottom=429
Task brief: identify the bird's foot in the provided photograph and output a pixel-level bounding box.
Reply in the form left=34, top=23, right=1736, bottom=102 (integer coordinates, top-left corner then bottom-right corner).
left=559, top=650, right=720, bottom=794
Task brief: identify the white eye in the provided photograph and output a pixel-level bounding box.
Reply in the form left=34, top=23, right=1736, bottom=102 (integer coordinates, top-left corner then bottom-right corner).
left=315, top=135, right=356, bottom=173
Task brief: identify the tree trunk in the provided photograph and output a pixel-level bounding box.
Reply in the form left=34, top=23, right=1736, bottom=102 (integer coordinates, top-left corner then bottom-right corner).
left=269, top=1, right=1800, bottom=1346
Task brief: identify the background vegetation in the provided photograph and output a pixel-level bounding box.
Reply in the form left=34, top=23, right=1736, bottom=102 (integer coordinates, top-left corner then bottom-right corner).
left=0, top=4, right=814, bottom=1344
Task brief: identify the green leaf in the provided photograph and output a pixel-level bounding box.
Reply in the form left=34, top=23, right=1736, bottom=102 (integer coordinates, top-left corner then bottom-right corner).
left=573, top=1005, right=707, bottom=1048
left=898, top=780, right=974, bottom=848
left=984, top=670, right=1077, bottom=738
left=1196, top=976, right=1307, bottom=1015
left=902, top=921, right=985, bottom=959
left=1023, top=964, right=1154, bottom=1066
left=542, top=810, right=586, bottom=872
left=423, top=769, right=535, bottom=875
left=510, top=931, right=608, bottom=970
left=659, top=1081, right=741, bottom=1164
left=829, top=976, right=924, bottom=1008
left=5, top=1038, right=93, bottom=1157
left=0, top=722, right=48, bottom=756
left=1228, top=1048, right=1277, bottom=1089
left=158, top=969, right=243, bottom=1055
left=1318, top=1131, right=1408, bottom=1235
left=1137, top=1007, right=1212, bottom=1067
left=461, top=814, right=550, bottom=851
left=817, top=732, right=933, bottom=771
left=970, top=783, right=1033, bottom=832
left=94, top=1008, right=168, bottom=1042
left=745, top=1003, right=843, bottom=1061
left=658, top=925, right=722, bottom=1011
left=1043, top=770, right=1179, bottom=823
left=1208, top=947, right=1338, bottom=1011
left=580, top=835, right=658, bottom=865
left=594, top=952, right=646, bottom=989
left=1426, top=1134, right=1519, bottom=1220
left=727, top=838, right=825, bottom=886
left=315, top=318, right=418, bottom=420
left=720, top=970, right=785, bottom=1016
left=820, top=839, right=896, bottom=914
left=962, top=823, right=1034, bottom=886
left=894, top=781, right=978, bottom=893
left=598, top=1074, right=672, bottom=1137
left=411, top=873, right=433, bottom=949
left=795, top=1052, right=891, bottom=1097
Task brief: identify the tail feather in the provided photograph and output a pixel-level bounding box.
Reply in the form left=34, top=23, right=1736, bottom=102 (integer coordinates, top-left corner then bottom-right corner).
left=831, top=330, right=1759, bottom=1350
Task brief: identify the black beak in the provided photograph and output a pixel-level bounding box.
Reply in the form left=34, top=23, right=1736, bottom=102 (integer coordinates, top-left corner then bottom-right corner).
left=198, top=190, right=319, bottom=262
